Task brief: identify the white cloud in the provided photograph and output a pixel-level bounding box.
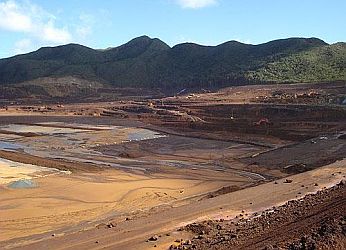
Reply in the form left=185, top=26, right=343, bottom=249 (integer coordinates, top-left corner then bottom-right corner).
left=41, top=20, right=72, bottom=43
left=14, top=38, right=32, bottom=54
left=0, top=0, right=72, bottom=44
left=0, top=0, right=99, bottom=56
left=175, top=0, right=218, bottom=9
left=79, top=13, right=95, bottom=25
left=0, top=0, right=98, bottom=56
left=75, top=13, right=94, bottom=39
left=0, top=0, right=32, bottom=32
left=76, top=26, right=91, bottom=39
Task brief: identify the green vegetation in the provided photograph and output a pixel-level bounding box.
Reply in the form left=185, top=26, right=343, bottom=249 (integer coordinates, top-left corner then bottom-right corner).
left=246, top=43, right=346, bottom=83
left=0, top=36, right=344, bottom=90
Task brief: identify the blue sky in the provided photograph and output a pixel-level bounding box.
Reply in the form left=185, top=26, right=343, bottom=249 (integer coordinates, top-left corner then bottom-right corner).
left=0, top=0, right=345, bottom=58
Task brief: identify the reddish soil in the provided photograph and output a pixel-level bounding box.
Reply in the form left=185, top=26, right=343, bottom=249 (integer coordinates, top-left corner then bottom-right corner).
left=175, top=181, right=346, bottom=250
left=98, top=82, right=346, bottom=143
left=0, top=81, right=345, bottom=249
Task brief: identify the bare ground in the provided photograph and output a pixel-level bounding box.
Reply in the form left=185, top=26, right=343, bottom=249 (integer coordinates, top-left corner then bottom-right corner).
left=0, top=82, right=345, bottom=249
left=176, top=181, right=346, bottom=250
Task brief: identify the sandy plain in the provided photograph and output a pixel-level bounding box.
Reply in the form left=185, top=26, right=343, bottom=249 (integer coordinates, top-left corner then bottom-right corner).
left=0, top=117, right=263, bottom=245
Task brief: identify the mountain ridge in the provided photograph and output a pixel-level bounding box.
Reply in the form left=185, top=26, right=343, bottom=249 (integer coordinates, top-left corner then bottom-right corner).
left=0, top=36, right=344, bottom=90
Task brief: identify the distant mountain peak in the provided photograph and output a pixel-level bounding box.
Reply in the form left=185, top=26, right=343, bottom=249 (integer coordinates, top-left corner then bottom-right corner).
left=121, top=35, right=170, bottom=50
left=0, top=36, right=344, bottom=89
left=303, top=37, right=328, bottom=45
left=102, top=35, right=169, bottom=60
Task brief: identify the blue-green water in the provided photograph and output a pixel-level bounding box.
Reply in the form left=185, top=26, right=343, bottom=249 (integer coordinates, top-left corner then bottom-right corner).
left=8, top=179, right=37, bottom=189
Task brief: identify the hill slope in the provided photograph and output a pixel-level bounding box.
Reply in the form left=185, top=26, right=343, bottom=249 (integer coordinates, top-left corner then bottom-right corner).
left=0, top=36, right=344, bottom=90
left=246, top=42, right=346, bottom=83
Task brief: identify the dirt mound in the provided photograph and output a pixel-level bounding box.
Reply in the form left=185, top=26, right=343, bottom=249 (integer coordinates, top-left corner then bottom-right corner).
left=176, top=181, right=346, bottom=250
